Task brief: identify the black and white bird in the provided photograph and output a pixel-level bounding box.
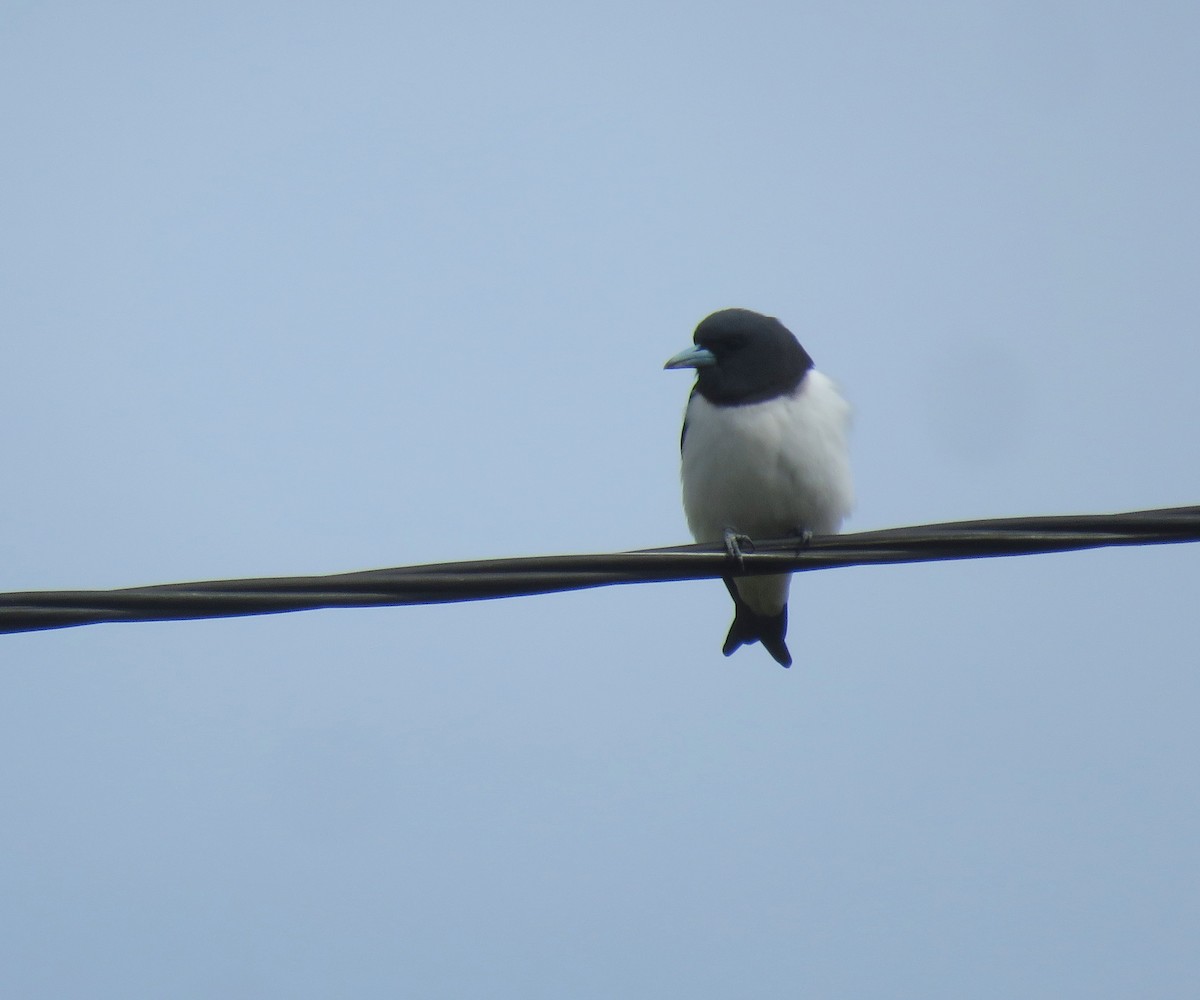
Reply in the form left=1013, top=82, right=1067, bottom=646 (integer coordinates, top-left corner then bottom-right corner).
left=664, top=308, right=853, bottom=667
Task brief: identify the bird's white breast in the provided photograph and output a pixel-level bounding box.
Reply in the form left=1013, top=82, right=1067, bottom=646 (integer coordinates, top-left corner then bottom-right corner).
left=680, top=369, right=854, bottom=543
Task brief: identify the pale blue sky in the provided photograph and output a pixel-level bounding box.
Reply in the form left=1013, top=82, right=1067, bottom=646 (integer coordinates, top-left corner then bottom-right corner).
left=3, top=3, right=1199, bottom=997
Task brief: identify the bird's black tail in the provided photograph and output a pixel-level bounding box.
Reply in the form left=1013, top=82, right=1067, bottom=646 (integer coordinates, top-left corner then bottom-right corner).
left=721, top=578, right=792, bottom=668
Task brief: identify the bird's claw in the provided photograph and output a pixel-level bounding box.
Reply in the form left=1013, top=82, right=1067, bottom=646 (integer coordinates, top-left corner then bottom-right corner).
left=723, top=529, right=755, bottom=570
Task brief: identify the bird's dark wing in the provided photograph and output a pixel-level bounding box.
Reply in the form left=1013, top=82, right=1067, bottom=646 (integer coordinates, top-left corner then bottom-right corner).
left=680, top=386, right=697, bottom=452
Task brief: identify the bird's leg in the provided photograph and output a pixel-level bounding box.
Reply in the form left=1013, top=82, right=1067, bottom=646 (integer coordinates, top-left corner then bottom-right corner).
left=723, top=528, right=755, bottom=570
left=793, top=528, right=813, bottom=556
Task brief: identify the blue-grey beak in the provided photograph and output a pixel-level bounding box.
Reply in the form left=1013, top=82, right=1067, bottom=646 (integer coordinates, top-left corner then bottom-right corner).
left=663, top=345, right=717, bottom=370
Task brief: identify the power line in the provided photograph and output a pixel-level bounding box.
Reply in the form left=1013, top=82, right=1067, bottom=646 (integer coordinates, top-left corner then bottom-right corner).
left=2, top=505, right=1197, bottom=635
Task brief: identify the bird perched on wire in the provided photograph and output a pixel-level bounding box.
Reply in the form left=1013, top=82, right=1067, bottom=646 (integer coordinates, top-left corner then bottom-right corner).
left=664, top=308, right=853, bottom=667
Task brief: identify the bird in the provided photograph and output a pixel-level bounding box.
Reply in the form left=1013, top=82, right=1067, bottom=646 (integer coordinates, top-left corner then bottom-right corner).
left=664, top=308, right=853, bottom=667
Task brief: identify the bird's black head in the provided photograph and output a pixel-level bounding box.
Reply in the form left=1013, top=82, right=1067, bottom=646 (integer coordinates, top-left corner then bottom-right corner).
left=664, top=308, right=813, bottom=406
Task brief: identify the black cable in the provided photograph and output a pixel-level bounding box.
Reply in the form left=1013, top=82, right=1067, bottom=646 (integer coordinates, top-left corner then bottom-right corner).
left=2, top=505, right=1197, bottom=635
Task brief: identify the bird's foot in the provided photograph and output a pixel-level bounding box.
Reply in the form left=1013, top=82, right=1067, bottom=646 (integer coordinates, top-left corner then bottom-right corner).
left=723, top=529, right=755, bottom=570
left=794, top=528, right=813, bottom=554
